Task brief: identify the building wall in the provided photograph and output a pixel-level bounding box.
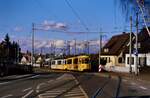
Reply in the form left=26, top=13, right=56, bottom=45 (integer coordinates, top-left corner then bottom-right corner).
left=100, top=55, right=117, bottom=66
left=101, top=55, right=125, bottom=67
left=146, top=53, right=150, bottom=66
left=116, top=52, right=125, bottom=66
left=125, top=53, right=149, bottom=73
left=101, top=55, right=129, bottom=72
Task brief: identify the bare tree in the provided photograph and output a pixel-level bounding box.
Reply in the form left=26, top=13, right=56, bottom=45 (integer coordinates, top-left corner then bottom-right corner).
left=118, top=0, right=150, bottom=18
left=117, top=0, right=150, bottom=36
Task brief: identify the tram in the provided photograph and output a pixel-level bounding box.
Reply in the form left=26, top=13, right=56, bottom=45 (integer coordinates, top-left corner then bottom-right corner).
left=51, top=59, right=65, bottom=70
left=51, top=55, right=91, bottom=71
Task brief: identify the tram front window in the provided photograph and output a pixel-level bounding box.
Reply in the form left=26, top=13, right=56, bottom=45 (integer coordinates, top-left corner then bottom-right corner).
left=82, top=58, right=89, bottom=64
left=85, top=58, right=89, bottom=64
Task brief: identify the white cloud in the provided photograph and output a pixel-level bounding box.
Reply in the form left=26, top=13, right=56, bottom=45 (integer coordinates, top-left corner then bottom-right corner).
left=41, top=20, right=68, bottom=31
left=13, top=37, right=107, bottom=53
left=55, top=22, right=67, bottom=29
left=55, top=40, right=65, bottom=48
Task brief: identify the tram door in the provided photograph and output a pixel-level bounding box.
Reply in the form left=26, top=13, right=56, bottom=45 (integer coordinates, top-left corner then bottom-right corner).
left=73, top=58, right=78, bottom=71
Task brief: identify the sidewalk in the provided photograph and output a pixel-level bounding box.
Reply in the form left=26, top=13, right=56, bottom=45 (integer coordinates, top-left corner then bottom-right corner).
left=110, top=72, right=149, bottom=81
left=96, top=71, right=150, bottom=84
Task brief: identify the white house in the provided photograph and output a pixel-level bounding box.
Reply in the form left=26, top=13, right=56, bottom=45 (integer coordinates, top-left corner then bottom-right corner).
left=101, top=27, right=150, bottom=73
left=146, top=53, right=150, bottom=66
left=125, top=27, right=150, bottom=72
left=101, top=32, right=133, bottom=72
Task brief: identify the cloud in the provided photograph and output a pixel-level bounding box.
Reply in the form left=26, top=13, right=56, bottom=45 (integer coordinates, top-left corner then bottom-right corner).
left=34, top=40, right=47, bottom=48
left=41, top=20, right=68, bottom=31
left=54, top=40, right=65, bottom=48
left=14, top=37, right=107, bottom=54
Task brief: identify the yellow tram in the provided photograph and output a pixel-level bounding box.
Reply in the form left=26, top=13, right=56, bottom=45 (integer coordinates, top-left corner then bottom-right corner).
left=65, top=55, right=91, bottom=71
left=51, top=55, right=91, bottom=71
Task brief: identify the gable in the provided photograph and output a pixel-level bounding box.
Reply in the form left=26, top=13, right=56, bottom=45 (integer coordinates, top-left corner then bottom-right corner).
left=101, top=33, right=131, bottom=56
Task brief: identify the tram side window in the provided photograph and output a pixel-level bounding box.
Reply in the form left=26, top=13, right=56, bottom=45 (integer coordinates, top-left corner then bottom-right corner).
left=58, top=61, right=61, bottom=65
left=79, top=59, right=82, bottom=64
left=67, top=59, right=72, bottom=64
left=74, top=58, right=78, bottom=64
left=52, top=61, right=55, bottom=65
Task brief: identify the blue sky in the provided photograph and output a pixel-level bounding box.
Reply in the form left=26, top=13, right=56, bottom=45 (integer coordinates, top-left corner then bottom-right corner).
left=0, top=0, right=130, bottom=52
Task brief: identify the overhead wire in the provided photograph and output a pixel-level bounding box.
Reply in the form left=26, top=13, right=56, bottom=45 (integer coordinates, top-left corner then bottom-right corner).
left=64, top=0, right=90, bottom=32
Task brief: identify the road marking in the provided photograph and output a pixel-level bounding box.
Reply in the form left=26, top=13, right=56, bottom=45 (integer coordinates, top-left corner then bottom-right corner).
left=29, top=75, right=40, bottom=79
left=47, top=79, right=54, bottom=83
left=1, top=94, right=13, bottom=98
left=21, top=90, right=33, bottom=98
left=65, top=93, right=84, bottom=97
left=122, top=79, right=127, bottom=82
left=38, top=94, right=56, bottom=98
left=0, top=82, right=10, bottom=85
left=46, top=90, right=65, bottom=93
left=0, top=74, right=37, bottom=86
left=131, top=82, right=136, bottom=85
left=56, top=74, right=66, bottom=80
left=36, top=83, right=46, bottom=93
left=68, top=96, right=85, bottom=98
left=73, top=76, right=88, bottom=98
left=38, top=74, right=87, bottom=98
left=22, top=87, right=32, bottom=92
left=15, top=74, right=31, bottom=78
left=67, top=91, right=83, bottom=94
left=139, top=86, right=147, bottom=90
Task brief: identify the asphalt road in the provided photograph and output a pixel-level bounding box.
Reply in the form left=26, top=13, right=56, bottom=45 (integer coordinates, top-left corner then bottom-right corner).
left=0, top=72, right=150, bottom=98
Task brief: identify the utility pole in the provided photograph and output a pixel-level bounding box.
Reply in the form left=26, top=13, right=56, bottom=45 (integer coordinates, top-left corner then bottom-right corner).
left=31, top=23, right=35, bottom=67
left=40, top=47, right=43, bottom=55
left=74, top=39, right=76, bottom=56
left=99, top=29, right=102, bottom=66
left=17, top=40, right=20, bottom=64
left=129, top=16, right=132, bottom=73
left=67, top=41, right=70, bottom=56
left=135, top=12, right=139, bottom=75
left=53, top=40, right=56, bottom=58
left=87, top=41, right=89, bottom=55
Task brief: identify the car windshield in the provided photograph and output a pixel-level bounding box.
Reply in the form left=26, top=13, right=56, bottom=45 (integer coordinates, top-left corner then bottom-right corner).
left=0, top=0, right=150, bottom=98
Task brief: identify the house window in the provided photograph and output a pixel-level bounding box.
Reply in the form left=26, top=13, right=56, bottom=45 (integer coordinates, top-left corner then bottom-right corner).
left=102, top=57, right=110, bottom=63
left=58, top=61, right=61, bottom=65
left=107, top=57, right=110, bottom=63
left=118, top=57, right=125, bottom=63
left=52, top=61, right=55, bottom=65
left=104, top=48, right=109, bottom=52
left=134, top=43, right=141, bottom=48
left=118, top=57, right=123, bottom=63
left=139, top=57, right=146, bottom=66
left=127, top=57, right=134, bottom=65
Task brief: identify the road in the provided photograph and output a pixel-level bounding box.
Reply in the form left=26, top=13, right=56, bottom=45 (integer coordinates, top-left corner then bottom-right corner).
left=0, top=71, right=150, bottom=98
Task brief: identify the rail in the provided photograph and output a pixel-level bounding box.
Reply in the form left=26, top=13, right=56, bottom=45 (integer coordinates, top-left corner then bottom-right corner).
left=30, top=73, right=91, bottom=98
left=92, top=75, right=122, bottom=98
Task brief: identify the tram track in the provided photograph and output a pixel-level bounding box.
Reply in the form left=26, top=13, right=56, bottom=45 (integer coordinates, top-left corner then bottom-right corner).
left=29, top=73, right=91, bottom=98
left=92, top=75, right=122, bottom=98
